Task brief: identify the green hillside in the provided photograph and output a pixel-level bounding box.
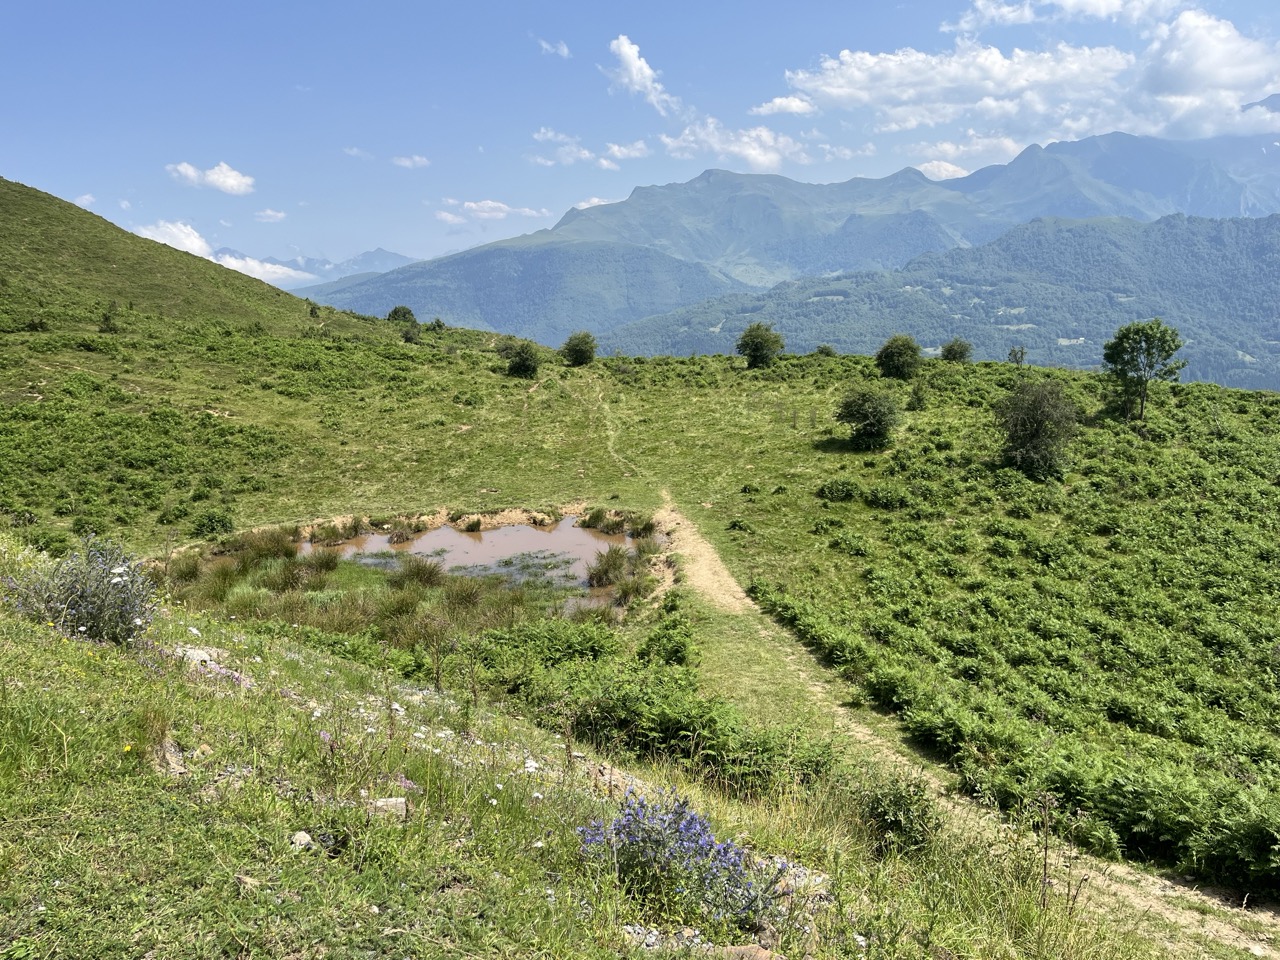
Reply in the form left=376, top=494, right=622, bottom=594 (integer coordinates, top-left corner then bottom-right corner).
left=608, top=213, right=1280, bottom=390
left=4, top=177, right=1280, bottom=956
left=318, top=237, right=748, bottom=342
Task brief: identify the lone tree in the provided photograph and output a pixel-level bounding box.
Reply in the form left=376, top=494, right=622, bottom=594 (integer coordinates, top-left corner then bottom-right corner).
left=835, top=386, right=901, bottom=450
left=736, top=322, right=784, bottom=369
left=386, top=305, right=416, bottom=325
left=560, top=330, right=597, bottom=367
left=506, top=341, right=541, bottom=379
left=994, top=379, right=1078, bottom=479
left=940, top=338, right=973, bottom=363
left=875, top=334, right=922, bottom=380
left=1102, top=318, right=1186, bottom=420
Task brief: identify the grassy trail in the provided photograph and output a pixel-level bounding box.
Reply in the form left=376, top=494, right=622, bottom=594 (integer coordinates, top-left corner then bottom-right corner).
left=657, top=500, right=1280, bottom=960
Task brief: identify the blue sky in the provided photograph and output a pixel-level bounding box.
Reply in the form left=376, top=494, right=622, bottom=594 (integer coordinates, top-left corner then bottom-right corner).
left=4, top=0, right=1278, bottom=284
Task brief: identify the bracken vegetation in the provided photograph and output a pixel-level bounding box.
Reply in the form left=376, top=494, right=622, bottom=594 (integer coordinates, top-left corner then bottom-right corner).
left=1, top=175, right=1277, bottom=957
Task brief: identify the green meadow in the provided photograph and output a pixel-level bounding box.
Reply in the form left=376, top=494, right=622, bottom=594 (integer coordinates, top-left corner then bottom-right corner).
left=2, top=176, right=1279, bottom=958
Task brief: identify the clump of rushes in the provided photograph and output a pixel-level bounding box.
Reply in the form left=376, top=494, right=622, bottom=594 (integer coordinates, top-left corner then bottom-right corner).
left=2, top=536, right=157, bottom=645
left=579, top=790, right=785, bottom=935
left=586, top=545, right=629, bottom=587
left=386, top=554, right=446, bottom=590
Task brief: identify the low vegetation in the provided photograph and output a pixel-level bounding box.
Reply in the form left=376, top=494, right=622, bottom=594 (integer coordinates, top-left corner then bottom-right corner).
left=2, top=177, right=1278, bottom=954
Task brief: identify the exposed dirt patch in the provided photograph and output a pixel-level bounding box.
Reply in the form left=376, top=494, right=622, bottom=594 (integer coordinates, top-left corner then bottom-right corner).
left=654, top=493, right=751, bottom=614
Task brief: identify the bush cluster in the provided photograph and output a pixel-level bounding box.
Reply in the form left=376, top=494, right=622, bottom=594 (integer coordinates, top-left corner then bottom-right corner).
left=2, top=536, right=157, bottom=645
left=580, top=791, right=784, bottom=934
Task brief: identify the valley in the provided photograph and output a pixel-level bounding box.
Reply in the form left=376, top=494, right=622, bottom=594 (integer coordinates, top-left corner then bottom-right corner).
left=3, top=170, right=1280, bottom=958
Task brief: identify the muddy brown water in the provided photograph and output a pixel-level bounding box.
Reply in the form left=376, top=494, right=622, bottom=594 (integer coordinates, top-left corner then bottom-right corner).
left=301, top=516, right=630, bottom=585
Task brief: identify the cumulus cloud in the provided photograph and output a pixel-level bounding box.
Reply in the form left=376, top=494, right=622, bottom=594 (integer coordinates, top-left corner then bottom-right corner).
left=605, top=139, right=650, bottom=160
left=74, top=194, right=95, bottom=208
left=946, top=0, right=1182, bottom=31
left=214, top=253, right=316, bottom=284
left=661, top=119, right=811, bottom=172
left=135, top=220, right=213, bottom=257
left=392, top=154, right=430, bottom=168
left=440, top=198, right=551, bottom=221
left=435, top=210, right=467, bottom=225
left=166, top=161, right=255, bottom=195
left=134, top=220, right=315, bottom=284
left=607, top=35, right=682, bottom=117
left=254, top=208, right=286, bottom=223
left=538, top=38, right=570, bottom=58
left=749, top=95, right=818, bottom=116
left=780, top=21, right=1280, bottom=146
left=530, top=128, right=602, bottom=167
left=917, top=160, right=971, bottom=179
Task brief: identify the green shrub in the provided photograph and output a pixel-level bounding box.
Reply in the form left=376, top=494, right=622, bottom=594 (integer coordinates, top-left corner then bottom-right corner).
left=190, top=509, right=233, bottom=539
left=836, top=387, right=901, bottom=449
left=2, top=536, right=157, bottom=645
left=587, top=545, right=629, bottom=587
left=817, top=478, right=860, bottom=502
left=875, top=334, right=922, bottom=380
left=560, top=331, right=597, bottom=366
left=386, top=554, right=446, bottom=590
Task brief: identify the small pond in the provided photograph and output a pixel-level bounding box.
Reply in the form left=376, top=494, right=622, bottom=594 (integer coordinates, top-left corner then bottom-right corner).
left=301, top=516, right=631, bottom=586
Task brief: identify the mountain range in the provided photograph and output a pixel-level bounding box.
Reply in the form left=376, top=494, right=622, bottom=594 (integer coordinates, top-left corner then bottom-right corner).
left=218, top=247, right=418, bottom=290
left=300, top=131, right=1280, bottom=356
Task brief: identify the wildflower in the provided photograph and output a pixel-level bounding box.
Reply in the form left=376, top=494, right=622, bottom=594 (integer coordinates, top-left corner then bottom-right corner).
left=532, top=841, right=545, bottom=849
left=188, top=626, right=201, bottom=638
left=495, top=782, right=503, bottom=791
left=318, top=730, right=332, bottom=745
left=122, top=743, right=133, bottom=752
left=489, top=798, right=498, bottom=806
left=532, top=792, right=544, bottom=802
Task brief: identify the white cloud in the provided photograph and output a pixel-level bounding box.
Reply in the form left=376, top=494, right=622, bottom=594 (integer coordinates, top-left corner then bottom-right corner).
left=530, top=128, right=596, bottom=166
left=254, top=208, right=287, bottom=223
left=607, top=35, right=682, bottom=117
left=74, top=193, right=95, bottom=208
left=343, top=146, right=373, bottom=159
left=818, top=142, right=877, bottom=161
left=213, top=253, right=316, bottom=284
left=166, top=160, right=255, bottom=195
left=913, top=131, right=1023, bottom=161
left=134, top=219, right=316, bottom=283
left=461, top=199, right=550, bottom=220
left=135, top=220, right=212, bottom=257
left=118, top=199, right=131, bottom=210
left=946, top=0, right=1182, bottom=31
left=391, top=154, right=430, bottom=168
left=605, top=139, right=650, bottom=160
left=750, top=95, right=818, bottom=116
left=574, top=197, right=618, bottom=209
left=917, top=160, right=971, bottom=179
left=435, top=210, right=467, bottom=225
left=661, top=119, right=811, bottom=172
left=538, top=38, right=570, bottom=58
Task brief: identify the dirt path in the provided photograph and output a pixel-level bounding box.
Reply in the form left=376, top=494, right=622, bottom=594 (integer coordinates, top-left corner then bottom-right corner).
left=654, top=493, right=751, bottom=614
left=656, top=493, right=1280, bottom=960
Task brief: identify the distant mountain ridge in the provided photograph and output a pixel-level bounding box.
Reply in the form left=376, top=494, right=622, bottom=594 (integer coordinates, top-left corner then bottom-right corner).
left=307, top=131, right=1280, bottom=340
left=604, top=213, right=1280, bottom=390
left=225, top=247, right=418, bottom=290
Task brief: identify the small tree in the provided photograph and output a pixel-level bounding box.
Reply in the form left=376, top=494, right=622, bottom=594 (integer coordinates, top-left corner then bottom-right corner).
left=940, top=338, right=972, bottom=363
left=561, top=331, right=597, bottom=367
left=836, top=387, right=901, bottom=450
left=386, top=305, right=416, bottom=325
left=994, top=379, right=1078, bottom=479
left=1008, top=345, right=1027, bottom=367
left=875, top=334, right=921, bottom=380
left=1101, top=318, right=1186, bottom=420
left=736, top=322, right=784, bottom=369
left=506, top=341, right=541, bottom=379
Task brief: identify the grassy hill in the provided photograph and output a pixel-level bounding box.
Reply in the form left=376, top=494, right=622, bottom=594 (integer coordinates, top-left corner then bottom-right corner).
left=3, top=177, right=1280, bottom=956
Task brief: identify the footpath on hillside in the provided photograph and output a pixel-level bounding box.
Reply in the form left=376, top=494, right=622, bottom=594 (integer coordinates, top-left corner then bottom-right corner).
left=655, top=493, right=1280, bottom=960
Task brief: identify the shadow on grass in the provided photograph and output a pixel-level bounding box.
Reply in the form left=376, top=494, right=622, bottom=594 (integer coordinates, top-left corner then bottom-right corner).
left=812, top=436, right=891, bottom=455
